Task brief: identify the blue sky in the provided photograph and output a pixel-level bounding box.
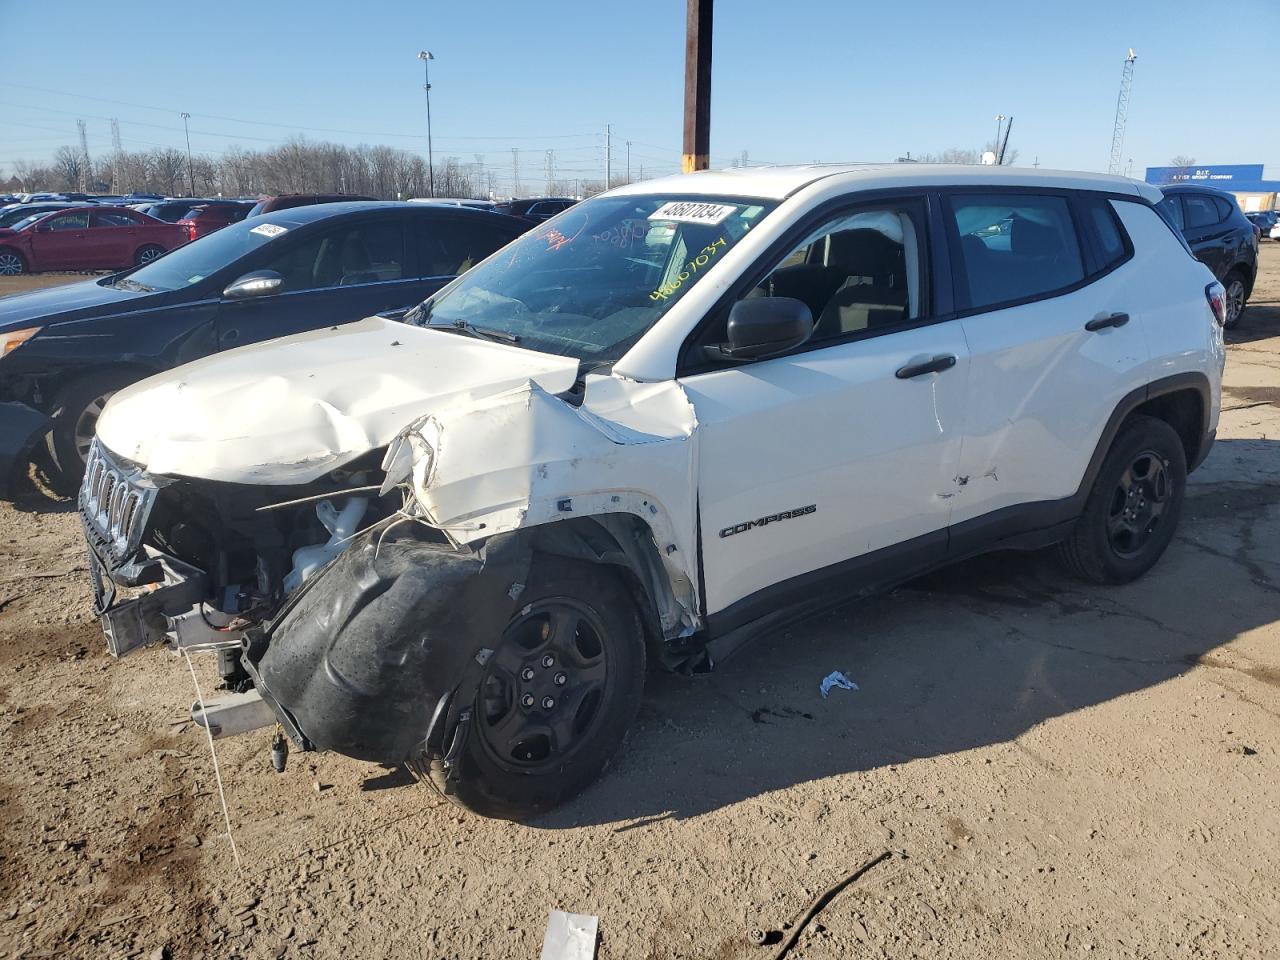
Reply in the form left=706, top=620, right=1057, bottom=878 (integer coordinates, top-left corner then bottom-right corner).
left=2, top=0, right=1276, bottom=192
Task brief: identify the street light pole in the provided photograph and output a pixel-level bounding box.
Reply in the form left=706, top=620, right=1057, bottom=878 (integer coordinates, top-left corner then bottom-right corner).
left=180, top=112, right=195, bottom=196
left=418, top=50, right=435, bottom=197
left=993, top=114, right=1005, bottom=162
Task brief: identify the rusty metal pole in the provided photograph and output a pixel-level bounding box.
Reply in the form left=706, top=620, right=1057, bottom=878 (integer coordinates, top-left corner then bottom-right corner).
left=682, top=0, right=712, bottom=173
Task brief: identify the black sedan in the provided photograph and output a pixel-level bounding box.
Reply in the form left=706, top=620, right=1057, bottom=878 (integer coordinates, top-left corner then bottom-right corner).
left=0, top=201, right=527, bottom=494
left=1156, top=184, right=1258, bottom=328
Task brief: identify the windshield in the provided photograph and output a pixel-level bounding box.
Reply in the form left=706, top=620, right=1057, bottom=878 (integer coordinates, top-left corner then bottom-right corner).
left=409, top=194, right=776, bottom=362
left=122, top=217, right=284, bottom=291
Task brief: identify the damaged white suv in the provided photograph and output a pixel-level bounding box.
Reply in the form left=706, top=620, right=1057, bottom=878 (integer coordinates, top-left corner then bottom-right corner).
left=81, top=165, right=1225, bottom=818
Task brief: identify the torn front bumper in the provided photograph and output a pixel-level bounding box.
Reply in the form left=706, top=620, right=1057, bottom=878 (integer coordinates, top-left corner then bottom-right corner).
left=0, top=401, right=51, bottom=498
left=249, top=530, right=533, bottom=765
left=86, top=543, right=208, bottom=657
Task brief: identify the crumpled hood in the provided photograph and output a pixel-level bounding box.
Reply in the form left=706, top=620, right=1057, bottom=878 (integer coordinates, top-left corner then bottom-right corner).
left=95, top=315, right=581, bottom=484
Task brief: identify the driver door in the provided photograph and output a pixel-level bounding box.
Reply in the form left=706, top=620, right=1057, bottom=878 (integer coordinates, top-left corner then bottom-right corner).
left=679, top=198, right=970, bottom=629
left=29, top=210, right=92, bottom=271
left=213, top=217, right=429, bottom=351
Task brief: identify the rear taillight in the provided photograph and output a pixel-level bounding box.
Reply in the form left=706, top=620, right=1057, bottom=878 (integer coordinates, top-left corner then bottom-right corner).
left=1206, top=281, right=1227, bottom=327
left=186, top=223, right=197, bottom=241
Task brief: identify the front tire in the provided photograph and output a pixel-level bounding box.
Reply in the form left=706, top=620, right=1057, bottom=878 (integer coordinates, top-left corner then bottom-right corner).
left=1056, top=415, right=1187, bottom=584
left=0, top=248, right=26, bottom=276
left=428, top=559, right=645, bottom=820
left=45, top=370, right=135, bottom=493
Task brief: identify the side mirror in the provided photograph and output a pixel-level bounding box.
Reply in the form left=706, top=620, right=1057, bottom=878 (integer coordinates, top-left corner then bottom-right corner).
left=709, top=296, right=814, bottom=362
left=35, top=223, right=52, bottom=233
left=223, top=269, right=284, bottom=300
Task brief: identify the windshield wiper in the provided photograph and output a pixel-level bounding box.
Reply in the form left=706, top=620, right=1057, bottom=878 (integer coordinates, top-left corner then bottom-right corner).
left=427, top=318, right=521, bottom=345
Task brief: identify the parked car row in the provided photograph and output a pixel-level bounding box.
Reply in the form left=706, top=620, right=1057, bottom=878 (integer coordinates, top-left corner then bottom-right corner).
left=0, top=165, right=1228, bottom=820
left=0, top=200, right=528, bottom=486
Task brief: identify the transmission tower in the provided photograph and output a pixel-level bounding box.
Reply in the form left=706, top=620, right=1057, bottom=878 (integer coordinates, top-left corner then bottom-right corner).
left=76, top=119, right=92, bottom=192
left=511, top=148, right=521, bottom=197
left=1107, top=49, right=1137, bottom=176
left=110, top=118, right=122, bottom=194
left=544, top=150, right=555, bottom=194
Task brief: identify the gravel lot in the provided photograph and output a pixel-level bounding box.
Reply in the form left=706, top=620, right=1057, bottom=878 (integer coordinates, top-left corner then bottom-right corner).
left=1, top=249, right=1278, bottom=960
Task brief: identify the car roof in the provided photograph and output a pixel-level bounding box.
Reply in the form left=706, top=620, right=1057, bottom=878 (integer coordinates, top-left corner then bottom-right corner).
left=608, top=163, right=1163, bottom=203
left=248, top=200, right=523, bottom=229
left=1158, top=183, right=1237, bottom=198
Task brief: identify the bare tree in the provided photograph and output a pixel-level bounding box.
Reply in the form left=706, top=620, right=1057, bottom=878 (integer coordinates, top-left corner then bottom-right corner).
left=52, top=146, right=84, bottom=191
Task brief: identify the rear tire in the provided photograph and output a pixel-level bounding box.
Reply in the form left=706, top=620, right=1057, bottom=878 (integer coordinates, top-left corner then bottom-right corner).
left=0, top=248, right=26, bottom=276
left=427, top=558, right=645, bottom=820
left=45, top=370, right=136, bottom=494
left=134, top=244, right=165, bottom=266
left=1223, top=269, right=1248, bottom=329
left=1056, top=415, right=1186, bottom=584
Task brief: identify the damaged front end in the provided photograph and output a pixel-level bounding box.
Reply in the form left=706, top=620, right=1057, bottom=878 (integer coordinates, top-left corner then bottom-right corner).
left=80, top=439, right=398, bottom=672
left=246, top=375, right=705, bottom=778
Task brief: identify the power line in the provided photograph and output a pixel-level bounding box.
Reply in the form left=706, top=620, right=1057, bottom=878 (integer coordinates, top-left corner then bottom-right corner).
left=0, top=81, right=601, bottom=144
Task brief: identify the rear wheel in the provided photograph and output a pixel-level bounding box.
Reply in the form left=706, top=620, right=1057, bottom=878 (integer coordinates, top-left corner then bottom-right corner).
left=45, top=370, right=135, bottom=493
left=134, top=244, right=165, bottom=266
left=1056, top=415, right=1186, bottom=584
left=1223, top=269, right=1248, bottom=329
left=428, top=559, right=645, bottom=820
left=0, top=248, right=26, bottom=276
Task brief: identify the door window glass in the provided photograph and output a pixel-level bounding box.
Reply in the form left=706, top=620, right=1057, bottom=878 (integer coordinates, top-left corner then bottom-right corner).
left=1183, top=194, right=1219, bottom=229
left=1082, top=198, right=1128, bottom=270
left=1212, top=197, right=1233, bottom=221
left=92, top=211, right=139, bottom=228
left=46, top=211, right=90, bottom=231
left=264, top=221, right=404, bottom=292
left=746, top=207, right=923, bottom=343
left=950, top=194, right=1084, bottom=309
left=416, top=218, right=519, bottom=276
left=1156, top=195, right=1185, bottom=231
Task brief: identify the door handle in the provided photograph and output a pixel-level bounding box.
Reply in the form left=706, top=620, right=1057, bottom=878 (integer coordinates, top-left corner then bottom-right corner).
left=221, top=328, right=240, bottom=345
left=895, top=354, right=957, bottom=379
left=1085, top=312, right=1130, bottom=332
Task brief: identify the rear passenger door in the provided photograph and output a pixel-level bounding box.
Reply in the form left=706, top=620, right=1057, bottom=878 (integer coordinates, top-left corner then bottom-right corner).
left=88, top=209, right=144, bottom=268
left=945, top=190, right=1149, bottom=546
left=410, top=213, right=522, bottom=284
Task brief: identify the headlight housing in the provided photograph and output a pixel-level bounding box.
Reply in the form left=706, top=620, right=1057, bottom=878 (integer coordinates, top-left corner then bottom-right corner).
left=0, top=326, right=40, bottom=357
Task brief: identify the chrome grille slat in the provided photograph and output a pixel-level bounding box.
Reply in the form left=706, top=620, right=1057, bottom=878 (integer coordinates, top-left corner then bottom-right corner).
left=78, top=440, right=161, bottom=565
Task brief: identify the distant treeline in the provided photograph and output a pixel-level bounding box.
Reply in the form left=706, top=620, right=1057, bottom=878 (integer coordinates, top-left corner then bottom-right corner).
left=1, top=136, right=580, bottom=200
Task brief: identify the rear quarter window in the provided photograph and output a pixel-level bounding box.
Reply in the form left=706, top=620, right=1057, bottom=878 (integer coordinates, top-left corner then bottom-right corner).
left=1080, top=197, right=1130, bottom=273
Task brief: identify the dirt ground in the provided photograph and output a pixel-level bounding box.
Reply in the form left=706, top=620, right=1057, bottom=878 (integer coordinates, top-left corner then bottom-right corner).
left=1, top=249, right=1278, bottom=960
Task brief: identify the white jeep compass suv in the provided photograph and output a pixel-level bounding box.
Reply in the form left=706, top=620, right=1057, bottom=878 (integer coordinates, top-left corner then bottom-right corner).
left=81, top=164, right=1226, bottom=818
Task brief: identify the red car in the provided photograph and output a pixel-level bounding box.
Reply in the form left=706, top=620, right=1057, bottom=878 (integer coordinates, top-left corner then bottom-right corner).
left=177, top=201, right=254, bottom=240
left=0, top=207, right=187, bottom=275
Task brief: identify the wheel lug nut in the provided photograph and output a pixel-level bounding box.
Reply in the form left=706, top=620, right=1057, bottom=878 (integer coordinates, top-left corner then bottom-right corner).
left=541, top=696, right=556, bottom=709
left=541, top=655, right=555, bottom=668
left=554, top=672, right=567, bottom=686
left=520, top=693, right=535, bottom=708
left=520, top=667, right=535, bottom=681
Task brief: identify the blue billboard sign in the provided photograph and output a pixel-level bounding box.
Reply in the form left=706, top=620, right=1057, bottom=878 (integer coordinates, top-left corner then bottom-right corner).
left=1145, top=164, right=1265, bottom=185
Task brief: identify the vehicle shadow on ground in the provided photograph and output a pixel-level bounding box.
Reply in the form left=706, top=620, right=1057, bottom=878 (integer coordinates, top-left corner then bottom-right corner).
left=532, top=440, right=1280, bottom=828
left=1225, top=299, right=1280, bottom=347
left=8, top=465, right=75, bottom=515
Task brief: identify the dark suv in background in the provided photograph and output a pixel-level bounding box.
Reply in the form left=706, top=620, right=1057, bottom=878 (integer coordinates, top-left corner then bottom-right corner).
left=1157, top=184, right=1258, bottom=328
left=493, top=197, right=576, bottom=223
